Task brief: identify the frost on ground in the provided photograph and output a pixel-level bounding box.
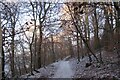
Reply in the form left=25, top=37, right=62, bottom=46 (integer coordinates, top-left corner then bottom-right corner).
left=21, top=56, right=74, bottom=78
left=21, top=61, right=59, bottom=78
left=70, top=51, right=120, bottom=79
left=21, top=51, right=120, bottom=79
left=53, top=60, right=74, bottom=78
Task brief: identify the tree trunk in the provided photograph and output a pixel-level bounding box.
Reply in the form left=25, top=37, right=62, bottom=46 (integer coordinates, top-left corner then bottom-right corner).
left=93, top=6, right=100, bottom=50
left=102, top=7, right=112, bottom=51
left=0, top=13, right=2, bottom=79
left=20, top=43, right=28, bottom=74
left=34, top=33, right=37, bottom=70
left=43, top=44, right=46, bottom=66
left=51, top=34, right=55, bottom=62
left=37, top=26, right=42, bottom=69
left=77, top=31, right=80, bottom=62
left=80, top=38, right=84, bottom=58
left=85, top=13, right=92, bottom=63
left=0, top=12, right=5, bottom=79
left=109, top=6, right=114, bottom=51
left=68, top=37, right=74, bottom=57
left=94, top=5, right=103, bottom=63
left=30, top=44, right=33, bottom=75
left=2, top=29, right=5, bottom=79
left=11, top=25, right=15, bottom=78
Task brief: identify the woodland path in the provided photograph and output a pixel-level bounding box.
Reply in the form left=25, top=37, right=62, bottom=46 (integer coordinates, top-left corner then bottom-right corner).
left=53, top=60, right=74, bottom=78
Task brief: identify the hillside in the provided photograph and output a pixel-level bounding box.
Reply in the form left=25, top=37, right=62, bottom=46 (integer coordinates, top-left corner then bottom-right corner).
left=21, top=51, right=120, bottom=79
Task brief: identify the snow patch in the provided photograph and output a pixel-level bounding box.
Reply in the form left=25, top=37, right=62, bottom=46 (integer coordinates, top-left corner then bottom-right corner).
left=53, top=60, right=74, bottom=78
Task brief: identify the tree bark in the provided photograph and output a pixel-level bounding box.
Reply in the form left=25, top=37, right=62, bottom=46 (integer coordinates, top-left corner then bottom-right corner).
left=93, top=6, right=99, bottom=50
left=37, top=25, right=42, bottom=68
left=21, top=43, right=27, bottom=74
left=51, top=34, right=55, bottom=62
left=0, top=13, right=2, bottom=80
left=0, top=12, right=5, bottom=79
left=77, top=31, right=80, bottom=62
left=11, top=19, right=15, bottom=78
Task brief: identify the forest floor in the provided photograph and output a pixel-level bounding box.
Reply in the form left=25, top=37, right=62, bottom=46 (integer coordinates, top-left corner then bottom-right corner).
left=21, top=51, right=120, bottom=79
left=21, top=56, right=74, bottom=78
left=70, top=51, right=120, bottom=79
left=52, top=60, right=74, bottom=78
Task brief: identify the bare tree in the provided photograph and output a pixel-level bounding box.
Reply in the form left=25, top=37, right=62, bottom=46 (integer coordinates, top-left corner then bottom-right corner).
left=0, top=11, right=2, bottom=80
left=66, top=3, right=99, bottom=62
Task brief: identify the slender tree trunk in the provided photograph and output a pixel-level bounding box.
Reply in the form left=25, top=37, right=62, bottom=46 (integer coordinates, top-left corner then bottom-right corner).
left=30, top=44, right=33, bottom=75
left=109, top=13, right=114, bottom=51
left=94, top=6, right=99, bottom=50
left=103, top=7, right=112, bottom=51
left=85, top=13, right=92, bottom=63
left=1, top=37, right=4, bottom=80
left=43, top=44, right=46, bottom=66
left=77, top=31, right=80, bottom=62
left=37, top=26, right=42, bottom=68
left=22, top=52, right=27, bottom=74
left=80, top=38, right=84, bottom=58
left=34, top=34, right=37, bottom=70
left=0, top=12, right=5, bottom=79
left=11, top=25, right=15, bottom=78
left=0, top=13, right=2, bottom=79
left=51, top=34, right=55, bottom=62
left=20, top=41, right=28, bottom=74
left=94, top=5, right=103, bottom=63
left=68, top=37, right=74, bottom=57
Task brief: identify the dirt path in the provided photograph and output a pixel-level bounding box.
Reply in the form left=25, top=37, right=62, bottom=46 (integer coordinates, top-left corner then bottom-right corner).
left=53, top=60, right=74, bottom=78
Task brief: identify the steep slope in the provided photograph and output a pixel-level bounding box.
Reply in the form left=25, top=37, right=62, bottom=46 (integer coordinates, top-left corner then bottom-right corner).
left=21, top=51, right=120, bottom=79
left=70, top=51, right=120, bottom=79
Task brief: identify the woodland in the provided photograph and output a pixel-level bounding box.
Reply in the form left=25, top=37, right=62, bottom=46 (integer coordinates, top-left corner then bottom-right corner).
left=0, top=0, right=120, bottom=79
